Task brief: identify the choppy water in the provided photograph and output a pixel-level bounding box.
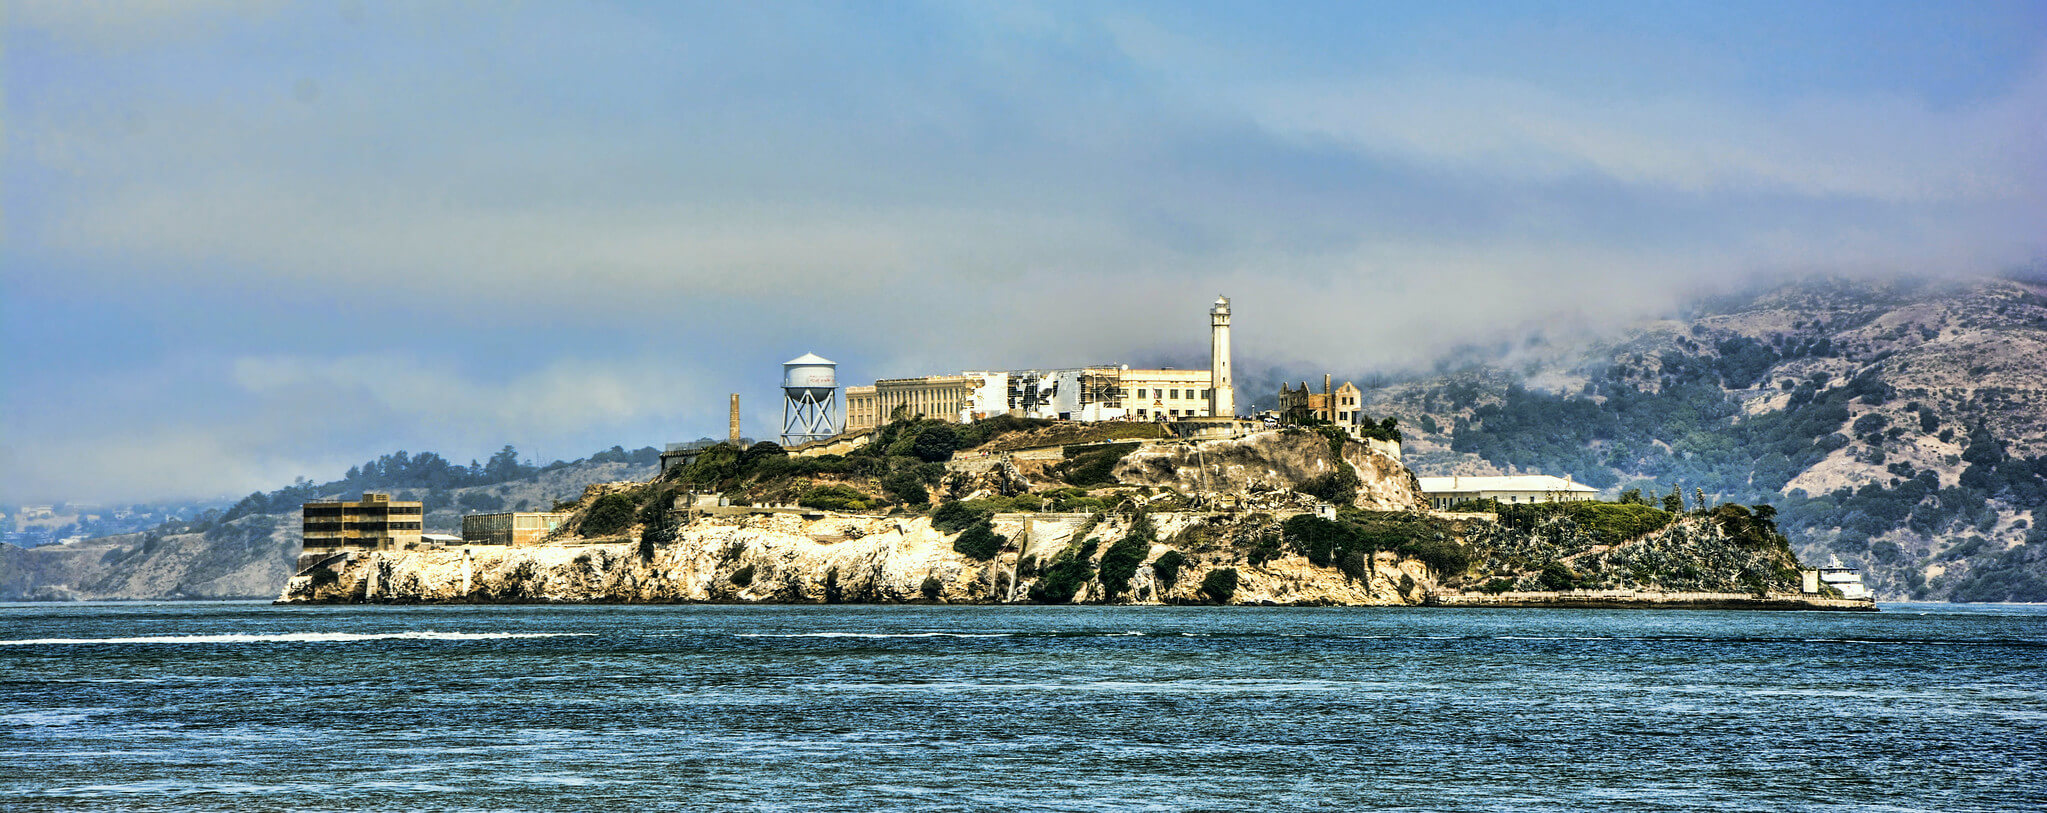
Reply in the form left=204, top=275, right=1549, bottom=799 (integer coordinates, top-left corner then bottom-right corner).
left=3, top=602, right=2043, bottom=812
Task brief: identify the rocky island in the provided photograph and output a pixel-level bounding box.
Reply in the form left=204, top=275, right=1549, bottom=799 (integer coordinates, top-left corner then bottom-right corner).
left=279, top=420, right=1872, bottom=610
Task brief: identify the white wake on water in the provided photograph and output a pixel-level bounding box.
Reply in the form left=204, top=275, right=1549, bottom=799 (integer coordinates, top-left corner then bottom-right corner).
left=0, top=631, right=597, bottom=646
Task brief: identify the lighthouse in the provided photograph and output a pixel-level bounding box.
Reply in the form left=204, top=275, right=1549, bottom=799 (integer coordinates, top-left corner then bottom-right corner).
left=1210, top=295, right=1235, bottom=418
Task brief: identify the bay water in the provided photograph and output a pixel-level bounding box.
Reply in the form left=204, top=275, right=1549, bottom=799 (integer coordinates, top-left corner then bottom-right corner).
left=3, top=602, right=2042, bottom=811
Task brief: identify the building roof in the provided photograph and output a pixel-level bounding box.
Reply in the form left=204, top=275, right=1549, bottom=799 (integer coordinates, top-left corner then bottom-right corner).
left=1415, top=475, right=1599, bottom=494
left=784, top=352, right=835, bottom=366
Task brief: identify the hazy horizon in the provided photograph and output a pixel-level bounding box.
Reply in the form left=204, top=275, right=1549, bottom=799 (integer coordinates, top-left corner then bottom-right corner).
left=5, top=1, right=2043, bottom=505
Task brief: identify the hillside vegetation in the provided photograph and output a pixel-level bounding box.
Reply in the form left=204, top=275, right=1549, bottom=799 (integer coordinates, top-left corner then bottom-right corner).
left=1370, top=274, right=2047, bottom=601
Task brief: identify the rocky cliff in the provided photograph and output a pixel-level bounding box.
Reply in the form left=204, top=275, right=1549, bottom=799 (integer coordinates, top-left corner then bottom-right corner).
left=280, top=503, right=1859, bottom=609
left=282, top=430, right=1862, bottom=609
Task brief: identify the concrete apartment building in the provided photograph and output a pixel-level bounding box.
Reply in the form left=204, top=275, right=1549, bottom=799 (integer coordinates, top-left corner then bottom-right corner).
left=461, top=511, right=569, bottom=546
left=299, top=492, right=424, bottom=568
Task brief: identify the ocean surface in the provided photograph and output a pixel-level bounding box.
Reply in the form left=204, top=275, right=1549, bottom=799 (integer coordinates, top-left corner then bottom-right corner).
left=2, top=602, right=2043, bottom=812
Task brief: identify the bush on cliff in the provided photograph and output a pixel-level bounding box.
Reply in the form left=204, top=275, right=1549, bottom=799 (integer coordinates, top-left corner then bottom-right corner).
left=952, top=519, right=1007, bottom=560
left=1496, top=501, right=1674, bottom=547
left=881, top=469, right=928, bottom=506
left=1096, top=514, right=1155, bottom=599
left=1031, top=539, right=1100, bottom=603
left=1299, top=467, right=1360, bottom=505
left=799, top=485, right=872, bottom=512
left=580, top=492, right=638, bottom=537
left=1200, top=568, right=1240, bottom=603
left=1151, top=550, right=1186, bottom=591
left=931, top=500, right=988, bottom=534
left=1055, top=443, right=1140, bottom=487
left=1398, top=538, right=1471, bottom=577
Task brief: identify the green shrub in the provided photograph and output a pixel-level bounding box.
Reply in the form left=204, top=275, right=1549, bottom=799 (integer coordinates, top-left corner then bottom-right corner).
left=952, top=519, right=1007, bottom=560
left=1200, top=568, right=1240, bottom=603
left=1299, top=468, right=1360, bottom=504
left=799, top=484, right=871, bottom=511
left=1055, top=443, right=1140, bottom=487
left=930, top=500, right=988, bottom=534
left=1482, top=577, right=1516, bottom=594
left=1398, top=538, right=1471, bottom=576
left=881, top=469, right=928, bottom=505
left=1337, top=551, right=1370, bottom=582
left=911, top=425, right=962, bottom=462
left=1031, top=539, right=1100, bottom=603
left=1538, top=562, right=1579, bottom=591
left=1247, top=530, right=1285, bottom=565
left=920, top=575, right=943, bottom=599
left=1096, top=514, right=1155, bottom=599
left=730, top=565, right=755, bottom=587
left=1151, top=550, right=1186, bottom=591
left=580, top=492, right=638, bottom=537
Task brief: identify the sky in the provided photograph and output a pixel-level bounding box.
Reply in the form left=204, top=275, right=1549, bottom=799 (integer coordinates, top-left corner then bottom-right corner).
left=4, top=0, right=2044, bottom=505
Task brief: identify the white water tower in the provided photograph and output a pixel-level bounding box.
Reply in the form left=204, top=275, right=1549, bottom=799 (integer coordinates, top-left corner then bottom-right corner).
left=781, top=352, right=841, bottom=446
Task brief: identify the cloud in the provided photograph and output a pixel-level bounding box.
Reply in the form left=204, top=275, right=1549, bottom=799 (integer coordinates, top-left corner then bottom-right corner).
left=0, top=351, right=718, bottom=504
left=6, top=2, right=2045, bottom=504
left=1241, top=67, right=2047, bottom=204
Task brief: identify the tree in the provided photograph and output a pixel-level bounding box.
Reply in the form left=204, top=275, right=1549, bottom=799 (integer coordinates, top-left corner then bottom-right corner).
left=911, top=424, right=962, bottom=463
left=1663, top=485, right=1685, bottom=514
left=580, top=492, right=637, bottom=537
left=1695, top=488, right=1708, bottom=514
left=1150, top=550, right=1186, bottom=591
left=741, top=441, right=786, bottom=469
left=882, top=469, right=928, bottom=505
left=485, top=445, right=523, bottom=481
left=1200, top=568, right=1240, bottom=602
left=1096, top=513, right=1155, bottom=599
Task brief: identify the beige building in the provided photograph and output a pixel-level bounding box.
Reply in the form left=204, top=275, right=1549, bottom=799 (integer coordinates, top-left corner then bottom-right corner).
left=1120, top=368, right=1216, bottom=420
left=461, top=511, right=569, bottom=546
left=1278, top=375, right=1363, bottom=425
left=300, top=492, right=424, bottom=567
left=1416, top=475, right=1600, bottom=510
left=845, top=384, right=880, bottom=431
left=844, top=375, right=981, bottom=432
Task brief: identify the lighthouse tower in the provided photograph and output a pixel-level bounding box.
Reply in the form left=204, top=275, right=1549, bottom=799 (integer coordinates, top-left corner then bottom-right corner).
left=1209, top=295, right=1235, bottom=418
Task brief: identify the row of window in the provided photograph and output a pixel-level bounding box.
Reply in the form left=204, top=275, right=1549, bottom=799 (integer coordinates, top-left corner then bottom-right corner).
left=302, top=521, right=424, bottom=532
left=1134, top=408, right=1209, bottom=418
left=1130, top=388, right=1211, bottom=400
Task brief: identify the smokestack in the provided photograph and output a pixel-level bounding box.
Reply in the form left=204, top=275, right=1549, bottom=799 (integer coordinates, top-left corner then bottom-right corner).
left=1323, top=374, right=1331, bottom=396
left=729, top=394, right=741, bottom=443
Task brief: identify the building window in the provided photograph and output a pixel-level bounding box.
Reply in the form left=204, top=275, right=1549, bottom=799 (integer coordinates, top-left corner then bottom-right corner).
left=1202, top=389, right=1210, bottom=398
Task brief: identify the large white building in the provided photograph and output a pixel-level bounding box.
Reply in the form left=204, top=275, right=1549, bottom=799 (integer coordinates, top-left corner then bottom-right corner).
left=842, top=295, right=1241, bottom=430
left=1417, top=475, right=1600, bottom=510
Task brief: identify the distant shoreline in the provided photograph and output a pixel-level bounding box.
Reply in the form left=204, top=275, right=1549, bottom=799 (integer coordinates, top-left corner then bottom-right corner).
left=1426, top=591, right=1876, bottom=612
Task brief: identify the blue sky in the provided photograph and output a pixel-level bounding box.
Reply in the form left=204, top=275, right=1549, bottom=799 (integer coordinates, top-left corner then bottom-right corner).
left=5, top=1, right=2043, bottom=504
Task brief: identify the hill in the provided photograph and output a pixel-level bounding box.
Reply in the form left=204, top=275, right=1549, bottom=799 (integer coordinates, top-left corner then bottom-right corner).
left=281, top=423, right=1862, bottom=609
left=1366, top=274, right=2047, bottom=601
left=0, top=446, right=658, bottom=600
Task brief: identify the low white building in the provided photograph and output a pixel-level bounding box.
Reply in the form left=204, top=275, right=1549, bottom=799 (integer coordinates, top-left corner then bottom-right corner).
left=1417, top=474, right=1600, bottom=510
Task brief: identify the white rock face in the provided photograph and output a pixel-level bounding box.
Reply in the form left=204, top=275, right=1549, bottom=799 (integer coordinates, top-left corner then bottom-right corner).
left=1113, top=430, right=1425, bottom=511
left=279, top=511, right=1437, bottom=606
